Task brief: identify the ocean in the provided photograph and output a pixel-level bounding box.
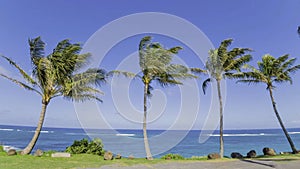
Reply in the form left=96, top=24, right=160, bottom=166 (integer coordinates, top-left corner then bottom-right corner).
left=1, top=125, right=300, bottom=158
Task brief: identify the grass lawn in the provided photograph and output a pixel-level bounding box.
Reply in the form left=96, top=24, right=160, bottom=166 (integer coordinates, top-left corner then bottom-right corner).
left=255, top=153, right=300, bottom=161
left=0, top=152, right=167, bottom=169
left=1, top=151, right=300, bottom=169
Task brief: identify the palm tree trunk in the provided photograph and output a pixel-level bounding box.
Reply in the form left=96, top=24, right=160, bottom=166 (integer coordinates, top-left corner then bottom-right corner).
left=21, top=101, right=48, bottom=155
left=143, top=83, right=153, bottom=160
left=217, top=80, right=224, bottom=158
left=268, top=87, right=297, bottom=154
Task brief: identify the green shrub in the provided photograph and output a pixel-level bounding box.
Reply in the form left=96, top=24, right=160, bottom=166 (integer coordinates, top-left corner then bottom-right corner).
left=161, top=153, right=184, bottom=160
left=0, top=145, right=4, bottom=152
left=86, top=138, right=105, bottom=155
left=66, top=138, right=104, bottom=156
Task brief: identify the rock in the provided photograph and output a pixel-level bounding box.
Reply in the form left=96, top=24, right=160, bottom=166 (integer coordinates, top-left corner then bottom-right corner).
left=7, top=149, right=17, bottom=156
left=104, top=151, right=114, bottom=160
left=34, top=149, right=43, bottom=157
left=247, top=150, right=256, bottom=158
left=231, top=152, right=243, bottom=159
left=51, top=152, right=71, bottom=157
left=115, top=154, right=122, bottom=159
left=263, top=147, right=276, bottom=156
left=128, top=155, right=134, bottom=160
left=208, top=153, right=221, bottom=159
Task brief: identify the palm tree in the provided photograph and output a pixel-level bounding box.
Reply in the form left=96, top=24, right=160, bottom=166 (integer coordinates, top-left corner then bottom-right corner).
left=137, top=36, right=195, bottom=159
left=192, top=39, right=252, bottom=157
left=235, top=54, right=300, bottom=154
left=0, top=37, right=106, bottom=155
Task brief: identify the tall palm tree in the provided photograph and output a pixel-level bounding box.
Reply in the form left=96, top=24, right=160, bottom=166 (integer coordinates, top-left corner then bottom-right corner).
left=192, top=39, right=252, bottom=157
left=137, top=36, right=195, bottom=160
left=0, top=37, right=106, bottom=155
left=235, top=54, right=300, bottom=154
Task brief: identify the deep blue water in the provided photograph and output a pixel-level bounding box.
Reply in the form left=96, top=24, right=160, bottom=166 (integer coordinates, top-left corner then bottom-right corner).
left=1, top=125, right=300, bottom=158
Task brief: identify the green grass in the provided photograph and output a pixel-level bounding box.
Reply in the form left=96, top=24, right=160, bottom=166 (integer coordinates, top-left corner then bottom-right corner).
left=255, top=153, right=300, bottom=160
left=0, top=152, right=166, bottom=169
left=1, top=151, right=300, bottom=169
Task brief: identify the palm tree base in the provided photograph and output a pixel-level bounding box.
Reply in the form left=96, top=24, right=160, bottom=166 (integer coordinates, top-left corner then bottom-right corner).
left=146, top=157, right=153, bottom=160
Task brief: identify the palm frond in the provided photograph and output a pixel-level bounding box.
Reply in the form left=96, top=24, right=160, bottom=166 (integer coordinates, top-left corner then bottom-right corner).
left=286, top=64, right=300, bottom=74
left=155, top=72, right=182, bottom=87
left=107, top=70, right=137, bottom=78
left=29, top=36, right=45, bottom=60
left=0, top=73, right=41, bottom=95
left=64, top=93, right=103, bottom=102
left=190, top=68, right=207, bottom=75
left=1, top=55, right=36, bottom=85
left=224, top=54, right=252, bottom=72
left=168, top=46, right=183, bottom=54
left=280, top=58, right=296, bottom=71
left=236, top=79, right=262, bottom=85
left=71, top=68, right=107, bottom=88
left=202, top=78, right=212, bottom=94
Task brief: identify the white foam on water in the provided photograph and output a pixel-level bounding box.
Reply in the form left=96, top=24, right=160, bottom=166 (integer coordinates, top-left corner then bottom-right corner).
left=0, top=128, right=14, bottom=131
left=116, top=133, right=135, bottom=137
left=208, top=133, right=276, bottom=137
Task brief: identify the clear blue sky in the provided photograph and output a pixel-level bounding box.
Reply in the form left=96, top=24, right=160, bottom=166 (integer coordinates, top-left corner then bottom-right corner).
left=0, top=0, right=300, bottom=130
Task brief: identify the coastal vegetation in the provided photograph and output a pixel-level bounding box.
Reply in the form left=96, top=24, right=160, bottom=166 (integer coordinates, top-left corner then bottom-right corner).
left=0, top=35, right=300, bottom=161
left=65, top=138, right=104, bottom=156
left=0, top=37, right=107, bottom=154
left=135, top=36, right=196, bottom=160
left=191, top=39, right=252, bottom=158
left=235, top=54, right=300, bottom=153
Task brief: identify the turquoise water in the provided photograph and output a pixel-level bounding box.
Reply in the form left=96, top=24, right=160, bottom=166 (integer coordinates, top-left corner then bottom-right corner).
left=1, top=125, right=300, bottom=158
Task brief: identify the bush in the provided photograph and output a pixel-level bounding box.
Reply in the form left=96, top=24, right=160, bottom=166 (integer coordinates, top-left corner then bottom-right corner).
left=161, top=153, right=184, bottom=160
left=66, top=138, right=104, bottom=156
left=0, top=145, right=4, bottom=152
left=86, top=138, right=105, bottom=155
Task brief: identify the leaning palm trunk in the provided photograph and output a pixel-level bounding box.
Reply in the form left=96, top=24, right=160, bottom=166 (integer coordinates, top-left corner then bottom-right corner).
left=268, top=88, right=298, bottom=154
left=21, top=101, right=48, bottom=155
left=143, top=83, right=153, bottom=160
left=217, top=80, right=224, bottom=158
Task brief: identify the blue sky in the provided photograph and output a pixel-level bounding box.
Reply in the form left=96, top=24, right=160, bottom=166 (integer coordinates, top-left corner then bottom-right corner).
left=0, top=0, right=300, bottom=130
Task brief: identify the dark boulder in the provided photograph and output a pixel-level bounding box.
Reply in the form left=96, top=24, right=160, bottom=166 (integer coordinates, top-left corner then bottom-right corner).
left=247, top=150, right=256, bottom=158
left=104, top=151, right=114, bottom=160
left=263, top=147, right=276, bottom=156
left=231, top=152, right=243, bottom=159
left=7, top=149, right=17, bottom=156
left=208, top=153, right=221, bottom=159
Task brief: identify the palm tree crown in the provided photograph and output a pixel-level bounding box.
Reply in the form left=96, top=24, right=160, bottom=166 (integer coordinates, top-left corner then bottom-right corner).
left=202, top=39, right=252, bottom=89
left=139, top=36, right=194, bottom=92
left=237, top=54, right=300, bottom=88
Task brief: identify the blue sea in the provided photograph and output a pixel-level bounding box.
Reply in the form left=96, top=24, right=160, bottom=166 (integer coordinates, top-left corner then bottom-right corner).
left=1, top=125, right=300, bottom=158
